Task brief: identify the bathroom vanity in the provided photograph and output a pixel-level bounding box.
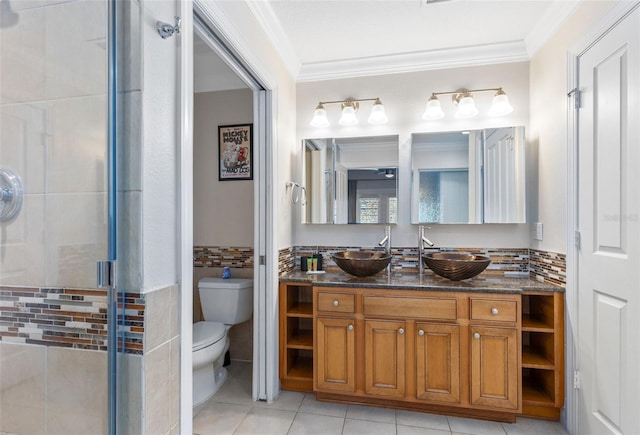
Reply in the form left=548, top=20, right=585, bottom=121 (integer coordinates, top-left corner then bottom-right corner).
left=279, top=271, right=564, bottom=422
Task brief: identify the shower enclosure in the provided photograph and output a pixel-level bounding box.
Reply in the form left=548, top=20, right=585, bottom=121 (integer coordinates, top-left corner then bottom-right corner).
left=0, top=0, right=140, bottom=433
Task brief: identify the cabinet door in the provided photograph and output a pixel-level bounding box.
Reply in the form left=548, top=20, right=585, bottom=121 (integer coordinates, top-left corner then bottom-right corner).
left=364, top=320, right=406, bottom=397
left=415, top=323, right=460, bottom=404
left=470, top=326, right=519, bottom=410
left=316, top=317, right=356, bottom=392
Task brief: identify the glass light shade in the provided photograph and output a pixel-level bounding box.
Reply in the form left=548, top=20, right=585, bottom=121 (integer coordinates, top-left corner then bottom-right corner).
left=454, top=96, right=478, bottom=119
left=422, top=96, right=445, bottom=120
left=368, top=101, right=388, bottom=124
left=488, top=92, right=514, bottom=116
left=339, top=105, right=359, bottom=126
left=310, top=106, right=330, bottom=127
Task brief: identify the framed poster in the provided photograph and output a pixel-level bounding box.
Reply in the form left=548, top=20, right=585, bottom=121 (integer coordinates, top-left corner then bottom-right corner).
left=218, top=124, right=253, bottom=181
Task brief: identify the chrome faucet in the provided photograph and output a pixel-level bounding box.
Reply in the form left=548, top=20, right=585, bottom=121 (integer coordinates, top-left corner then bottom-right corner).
left=378, top=225, right=392, bottom=274
left=378, top=225, right=391, bottom=254
left=418, top=226, right=435, bottom=274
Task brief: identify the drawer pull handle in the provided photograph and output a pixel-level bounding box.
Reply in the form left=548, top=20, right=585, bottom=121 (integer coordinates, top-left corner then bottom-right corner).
left=474, top=332, right=480, bottom=339
left=348, top=324, right=354, bottom=331
left=418, top=329, right=425, bottom=336
left=398, top=328, right=405, bottom=335
left=491, top=308, right=499, bottom=315
left=333, top=300, right=339, bottom=307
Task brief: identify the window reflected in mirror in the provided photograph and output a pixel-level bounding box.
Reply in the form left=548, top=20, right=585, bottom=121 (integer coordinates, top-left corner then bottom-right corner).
left=303, top=135, right=399, bottom=224
left=411, top=127, right=526, bottom=224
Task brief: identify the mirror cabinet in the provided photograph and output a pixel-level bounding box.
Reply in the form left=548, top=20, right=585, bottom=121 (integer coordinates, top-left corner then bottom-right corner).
left=303, top=135, right=399, bottom=224
left=302, top=126, right=526, bottom=225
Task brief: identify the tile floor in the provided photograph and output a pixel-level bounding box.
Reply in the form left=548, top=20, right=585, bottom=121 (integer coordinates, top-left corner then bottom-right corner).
left=193, top=361, right=568, bottom=435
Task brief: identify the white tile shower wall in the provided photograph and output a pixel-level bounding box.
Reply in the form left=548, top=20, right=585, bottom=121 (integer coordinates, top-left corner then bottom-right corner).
left=0, top=0, right=109, bottom=290
left=0, top=342, right=108, bottom=435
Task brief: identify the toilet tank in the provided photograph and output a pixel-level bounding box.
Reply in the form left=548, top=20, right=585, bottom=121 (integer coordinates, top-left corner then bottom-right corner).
left=198, top=277, right=253, bottom=325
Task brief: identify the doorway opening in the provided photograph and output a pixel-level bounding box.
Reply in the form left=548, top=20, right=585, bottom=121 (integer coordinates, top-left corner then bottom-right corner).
left=181, top=6, right=274, bottom=429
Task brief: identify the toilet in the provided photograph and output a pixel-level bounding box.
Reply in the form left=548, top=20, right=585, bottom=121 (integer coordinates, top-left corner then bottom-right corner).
left=193, top=277, right=253, bottom=407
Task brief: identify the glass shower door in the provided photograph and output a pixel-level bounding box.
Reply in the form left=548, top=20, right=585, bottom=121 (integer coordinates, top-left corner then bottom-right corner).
left=0, top=1, right=129, bottom=433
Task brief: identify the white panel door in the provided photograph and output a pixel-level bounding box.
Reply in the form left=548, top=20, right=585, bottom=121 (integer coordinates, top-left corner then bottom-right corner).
left=577, top=7, right=640, bottom=435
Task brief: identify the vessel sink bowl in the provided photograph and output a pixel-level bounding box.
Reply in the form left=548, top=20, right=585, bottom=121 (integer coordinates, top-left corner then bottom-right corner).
left=422, top=252, right=491, bottom=281
left=333, top=251, right=392, bottom=277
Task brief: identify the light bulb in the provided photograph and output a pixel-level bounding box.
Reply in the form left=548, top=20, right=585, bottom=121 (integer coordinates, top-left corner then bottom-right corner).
left=454, top=96, right=478, bottom=119
left=339, top=104, right=358, bottom=126
left=488, top=89, right=514, bottom=116
left=422, top=95, right=444, bottom=121
left=310, top=103, right=330, bottom=128
left=368, top=99, right=388, bottom=124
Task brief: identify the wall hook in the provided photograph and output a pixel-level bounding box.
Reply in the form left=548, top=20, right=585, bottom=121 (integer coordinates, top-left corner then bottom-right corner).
left=157, top=16, right=181, bottom=39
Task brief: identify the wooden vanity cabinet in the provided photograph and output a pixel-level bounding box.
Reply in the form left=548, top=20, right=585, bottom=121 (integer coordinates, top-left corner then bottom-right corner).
left=312, top=287, right=522, bottom=420
left=314, top=289, right=357, bottom=393
left=469, top=294, right=521, bottom=412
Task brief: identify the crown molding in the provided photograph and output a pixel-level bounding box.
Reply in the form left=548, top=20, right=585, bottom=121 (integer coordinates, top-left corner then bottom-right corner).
left=245, top=0, right=301, bottom=79
left=525, top=0, right=582, bottom=57
left=296, top=41, right=529, bottom=82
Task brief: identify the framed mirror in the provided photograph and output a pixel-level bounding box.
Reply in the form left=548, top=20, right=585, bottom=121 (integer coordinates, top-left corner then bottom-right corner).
left=411, top=126, right=526, bottom=224
left=303, top=135, right=399, bottom=224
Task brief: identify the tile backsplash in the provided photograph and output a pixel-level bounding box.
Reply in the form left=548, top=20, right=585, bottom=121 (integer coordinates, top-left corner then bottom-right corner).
left=194, top=246, right=254, bottom=268
left=281, top=246, right=566, bottom=287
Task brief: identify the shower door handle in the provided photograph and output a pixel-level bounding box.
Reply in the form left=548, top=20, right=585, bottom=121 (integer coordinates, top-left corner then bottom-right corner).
left=97, top=260, right=115, bottom=288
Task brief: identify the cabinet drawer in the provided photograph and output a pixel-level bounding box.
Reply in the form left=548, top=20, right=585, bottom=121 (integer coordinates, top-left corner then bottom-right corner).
left=470, top=298, right=517, bottom=323
left=317, top=292, right=356, bottom=314
left=363, top=296, right=457, bottom=321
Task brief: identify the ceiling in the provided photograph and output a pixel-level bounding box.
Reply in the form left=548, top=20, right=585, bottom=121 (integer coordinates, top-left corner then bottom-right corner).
left=194, top=0, right=582, bottom=92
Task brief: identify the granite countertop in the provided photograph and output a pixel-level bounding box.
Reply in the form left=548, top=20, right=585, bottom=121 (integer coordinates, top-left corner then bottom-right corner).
left=280, top=269, right=563, bottom=294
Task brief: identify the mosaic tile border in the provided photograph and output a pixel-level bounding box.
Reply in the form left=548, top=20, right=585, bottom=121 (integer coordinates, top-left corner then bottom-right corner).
left=194, top=246, right=254, bottom=268
left=288, top=245, right=564, bottom=286
left=291, top=246, right=530, bottom=274
left=0, top=286, right=145, bottom=354
left=278, top=247, right=295, bottom=275
left=529, top=249, right=567, bottom=287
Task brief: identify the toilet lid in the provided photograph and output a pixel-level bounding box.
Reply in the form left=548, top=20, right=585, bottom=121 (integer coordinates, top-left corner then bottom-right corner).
left=193, top=321, right=226, bottom=351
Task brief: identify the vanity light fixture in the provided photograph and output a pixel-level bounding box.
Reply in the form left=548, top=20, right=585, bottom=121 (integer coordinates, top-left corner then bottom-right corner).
left=310, top=97, right=388, bottom=128
left=422, top=87, right=513, bottom=121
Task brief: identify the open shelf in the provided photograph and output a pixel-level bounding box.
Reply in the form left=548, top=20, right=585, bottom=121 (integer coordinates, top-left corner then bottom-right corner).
left=522, top=345, right=555, bottom=369
left=522, top=368, right=556, bottom=406
left=522, top=314, right=555, bottom=332
left=287, top=302, right=313, bottom=317
left=280, top=282, right=314, bottom=392
left=520, top=292, right=564, bottom=419
left=287, top=349, right=313, bottom=379
left=522, top=294, right=555, bottom=330
left=287, top=329, right=313, bottom=348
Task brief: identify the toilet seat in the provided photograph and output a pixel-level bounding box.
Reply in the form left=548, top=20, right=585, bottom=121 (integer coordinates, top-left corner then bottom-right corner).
left=193, top=321, right=226, bottom=351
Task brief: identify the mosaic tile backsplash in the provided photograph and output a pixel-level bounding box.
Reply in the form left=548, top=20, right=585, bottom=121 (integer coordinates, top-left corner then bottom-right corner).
left=282, top=246, right=565, bottom=287
left=194, top=246, right=254, bottom=268
left=0, top=286, right=145, bottom=354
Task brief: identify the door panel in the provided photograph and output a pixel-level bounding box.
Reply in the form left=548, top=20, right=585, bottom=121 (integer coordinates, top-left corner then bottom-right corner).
left=365, top=320, right=405, bottom=397
left=577, top=7, right=640, bottom=435
left=415, top=323, right=460, bottom=404
left=470, top=326, right=519, bottom=410
left=316, top=317, right=355, bottom=392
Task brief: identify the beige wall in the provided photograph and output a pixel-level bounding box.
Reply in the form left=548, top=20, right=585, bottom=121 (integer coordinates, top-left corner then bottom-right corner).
left=194, top=89, right=254, bottom=246
left=295, top=62, right=532, bottom=249
left=193, top=89, right=255, bottom=362
left=199, top=1, right=298, bottom=252
left=529, top=0, right=618, bottom=254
